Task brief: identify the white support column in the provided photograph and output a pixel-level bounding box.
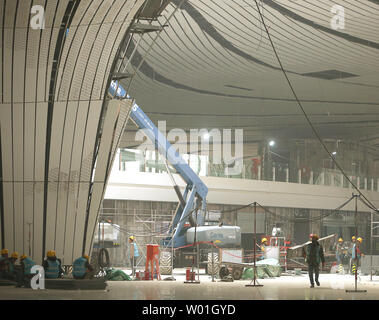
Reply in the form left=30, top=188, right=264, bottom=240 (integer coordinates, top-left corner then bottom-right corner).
left=309, top=171, right=313, bottom=185
left=258, top=165, right=261, bottom=180
left=286, top=168, right=289, bottom=182
left=321, top=172, right=325, bottom=186
left=298, top=169, right=301, bottom=184
left=273, top=167, right=276, bottom=181
left=357, top=177, right=360, bottom=189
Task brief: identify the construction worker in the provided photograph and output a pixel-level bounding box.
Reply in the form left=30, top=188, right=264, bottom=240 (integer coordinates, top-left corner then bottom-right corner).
left=0, top=249, right=13, bottom=280
left=9, top=252, right=18, bottom=264
left=351, top=237, right=364, bottom=275
left=260, top=238, right=268, bottom=260
left=43, top=250, right=63, bottom=279
left=303, top=234, right=325, bottom=288
left=9, top=252, right=23, bottom=283
left=349, top=236, right=356, bottom=273
left=17, top=254, right=36, bottom=287
left=73, top=254, right=95, bottom=279
left=335, top=238, right=345, bottom=273
left=129, top=236, right=139, bottom=277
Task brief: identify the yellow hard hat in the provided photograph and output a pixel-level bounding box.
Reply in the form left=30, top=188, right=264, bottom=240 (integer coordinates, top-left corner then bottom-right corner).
left=83, top=254, right=89, bottom=260
left=20, top=254, right=27, bottom=260
left=311, top=234, right=319, bottom=240
left=1, top=249, right=8, bottom=255
left=357, top=237, right=362, bottom=243
left=47, top=250, right=56, bottom=257
left=129, top=236, right=134, bottom=241
left=352, top=236, right=356, bottom=240
left=261, top=238, right=268, bottom=243
left=11, top=252, right=18, bottom=259
left=338, top=238, right=343, bottom=242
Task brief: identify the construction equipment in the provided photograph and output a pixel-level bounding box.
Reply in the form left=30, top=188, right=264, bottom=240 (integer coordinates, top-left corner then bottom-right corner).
left=90, top=219, right=121, bottom=276
left=108, top=81, right=241, bottom=275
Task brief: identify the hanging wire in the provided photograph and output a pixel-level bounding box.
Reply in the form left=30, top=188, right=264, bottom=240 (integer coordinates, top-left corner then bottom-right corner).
left=252, top=0, right=378, bottom=213
left=257, top=195, right=355, bottom=223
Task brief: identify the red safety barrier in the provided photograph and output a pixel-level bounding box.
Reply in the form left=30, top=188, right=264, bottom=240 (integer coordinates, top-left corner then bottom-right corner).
left=144, top=244, right=161, bottom=280
left=186, top=268, right=195, bottom=281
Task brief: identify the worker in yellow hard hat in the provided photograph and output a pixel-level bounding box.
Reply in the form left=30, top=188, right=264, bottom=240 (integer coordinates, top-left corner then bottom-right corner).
left=303, top=234, right=325, bottom=288
left=15, top=254, right=36, bottom=288
left=259, top=238, right=268, bottom=260
left=43, top=250, right=63, bottom=279
left=335, top=238, right=345, bottom=273
left=9, top=252, right=20, bottom=277
left=10, top=252, right=18, bottom=264
left=0, top=249, right=13, bottom=280
left=350, top=237, right=364, bottom=274
left=129, top=236, right=139, bottom=277
left=73, top=254, right=95, bottom=279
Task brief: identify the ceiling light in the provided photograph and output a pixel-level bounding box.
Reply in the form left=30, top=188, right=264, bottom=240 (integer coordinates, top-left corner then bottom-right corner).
left=269, top=140, right=275, bottom=147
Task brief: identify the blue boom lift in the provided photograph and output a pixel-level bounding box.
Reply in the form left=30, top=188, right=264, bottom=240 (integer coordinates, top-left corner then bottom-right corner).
left=108, top=81, right=241, bottom=275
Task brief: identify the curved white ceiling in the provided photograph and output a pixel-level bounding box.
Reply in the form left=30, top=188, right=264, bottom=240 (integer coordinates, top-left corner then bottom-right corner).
left=121, top=0, right=379, bottom=145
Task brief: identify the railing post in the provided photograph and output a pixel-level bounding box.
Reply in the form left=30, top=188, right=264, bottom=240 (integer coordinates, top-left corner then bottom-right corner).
left=310, top=171, right=313, bottom=185
left=273, top=166, right=276, bottom=181
left=286, top=168, right=289, bottom=182
left=298, top=169, right=301, bottom=184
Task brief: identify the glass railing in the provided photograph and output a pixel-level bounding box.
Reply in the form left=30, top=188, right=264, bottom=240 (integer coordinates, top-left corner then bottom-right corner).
left=113, top=149, right=379, bottom=192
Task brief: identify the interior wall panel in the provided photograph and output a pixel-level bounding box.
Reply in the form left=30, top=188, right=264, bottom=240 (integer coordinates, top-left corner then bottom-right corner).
left=12, top=103, right=24, bottom=254
left=55, top=101, right=77, bottom=263
left=67, top=100, right=90, bottom=262
left=0, top=104, right=14, bottom=252
left=23, top=102, right=35, bottom=256
left=45, top=101, right=66, bottom=250
left=84, top=99, right=131, bottom=254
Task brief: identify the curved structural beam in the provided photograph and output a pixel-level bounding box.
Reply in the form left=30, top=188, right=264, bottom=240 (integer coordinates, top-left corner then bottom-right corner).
left=0, top=0, right=147, bottom=264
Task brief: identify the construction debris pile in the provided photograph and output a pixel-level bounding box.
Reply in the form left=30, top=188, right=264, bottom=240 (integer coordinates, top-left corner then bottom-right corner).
left=242, top=258, right=282, bottom=279
left=104, top=268, right=132, bottom=281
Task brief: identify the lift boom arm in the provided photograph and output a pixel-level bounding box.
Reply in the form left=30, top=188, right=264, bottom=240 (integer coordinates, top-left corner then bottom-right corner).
left=109, top=81, right=208, bottom=247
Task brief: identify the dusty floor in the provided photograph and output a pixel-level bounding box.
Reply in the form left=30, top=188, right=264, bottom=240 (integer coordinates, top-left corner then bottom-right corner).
left=1, top=269, right=379, bottom=300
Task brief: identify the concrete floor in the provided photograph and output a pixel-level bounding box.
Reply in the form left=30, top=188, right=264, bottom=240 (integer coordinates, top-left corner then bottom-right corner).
left=1, top=269, right=379, bottom=300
